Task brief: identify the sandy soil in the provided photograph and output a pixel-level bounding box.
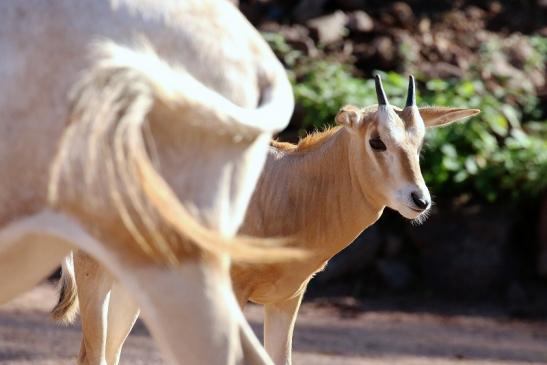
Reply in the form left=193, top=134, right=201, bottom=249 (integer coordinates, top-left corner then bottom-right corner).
left=1, top=284, right=546, bottom=365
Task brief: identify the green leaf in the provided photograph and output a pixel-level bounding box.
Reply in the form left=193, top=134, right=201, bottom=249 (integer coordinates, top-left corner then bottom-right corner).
left=501, top=104, right=521, bottom=128
left=456, top=81, right=475, bottom=97
left=465, top=157, right=478, bottom=174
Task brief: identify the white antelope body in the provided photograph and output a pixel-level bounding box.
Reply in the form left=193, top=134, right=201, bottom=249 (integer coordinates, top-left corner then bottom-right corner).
left=57, top=76, right=480, bottom=364
left=0, top=1, right=295, bottom=364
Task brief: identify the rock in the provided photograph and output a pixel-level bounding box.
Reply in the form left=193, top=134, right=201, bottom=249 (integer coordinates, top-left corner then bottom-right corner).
left=378, top=12, right=396, bottom=27
left=420, top=62, right=464, bottom=78
left=394, top=31, right=420, bottom=71
left=391, top=2, right=415, bottom=29
left=372, top=36, right=396, bottom=68
left=486, top=53, right=514, bottom=78
left=307, top=11, right=348, bottom=45
left=418, top=17, right=431, bottom=33
left=347, top=10, right=374, bottom=33
left=465, top=5, right=487, bottom=22
left=259, top=21, right=281, bottom=33
left=278, top=24, right=319, bottom=57
left=293, top=0, right=328, bottom=23
left=507, top=35, right=537, bottom=69
left=488, top=1, right=503, bottom=14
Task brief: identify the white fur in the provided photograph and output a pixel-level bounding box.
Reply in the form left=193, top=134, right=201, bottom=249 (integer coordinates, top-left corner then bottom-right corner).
left=0, top=1, right=293, bottom=364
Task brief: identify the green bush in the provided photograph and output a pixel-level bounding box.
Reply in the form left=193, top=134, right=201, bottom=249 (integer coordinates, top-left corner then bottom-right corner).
left=264, top=32, right=547, bottom=203
left=419, top=77, right=547, bottom=202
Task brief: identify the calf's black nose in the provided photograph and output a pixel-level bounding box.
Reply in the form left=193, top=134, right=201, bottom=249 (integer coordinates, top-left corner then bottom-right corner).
left=411, top=191, right=429, bottom=210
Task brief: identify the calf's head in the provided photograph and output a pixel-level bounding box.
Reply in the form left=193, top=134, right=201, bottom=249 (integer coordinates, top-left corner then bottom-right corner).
left=336, top=75, right=479, bottom=221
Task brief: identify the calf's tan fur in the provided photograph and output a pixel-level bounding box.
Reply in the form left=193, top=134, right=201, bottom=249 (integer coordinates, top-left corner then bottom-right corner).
left=56, top=76, right=479, bottom=365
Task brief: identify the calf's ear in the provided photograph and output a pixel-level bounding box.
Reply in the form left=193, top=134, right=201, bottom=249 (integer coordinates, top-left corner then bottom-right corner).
left=419, top=107, right=480, bottom=128
left=335, top=105, right=363, bottom=130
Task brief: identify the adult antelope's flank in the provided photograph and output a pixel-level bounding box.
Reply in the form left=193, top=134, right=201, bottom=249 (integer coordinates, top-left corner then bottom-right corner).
left=56, top=75, right=480, bottom=365
left=0, top=1, right=297, bottom=364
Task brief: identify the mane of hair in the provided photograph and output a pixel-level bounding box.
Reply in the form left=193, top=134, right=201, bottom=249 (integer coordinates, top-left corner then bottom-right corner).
left=271, top=126, right=341, bottom=154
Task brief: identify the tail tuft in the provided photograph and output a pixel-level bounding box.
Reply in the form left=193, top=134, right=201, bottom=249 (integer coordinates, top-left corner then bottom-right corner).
left=49, top=42, right=307, bottom=265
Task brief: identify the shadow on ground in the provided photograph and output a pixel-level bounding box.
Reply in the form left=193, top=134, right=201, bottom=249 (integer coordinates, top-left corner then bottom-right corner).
left=1, top=284, right=546, bottom=365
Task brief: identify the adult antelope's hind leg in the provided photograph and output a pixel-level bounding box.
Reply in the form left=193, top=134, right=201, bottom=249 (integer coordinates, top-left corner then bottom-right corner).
left=263, top=292, right=304, bottom=365
left=105, top=281, right=140, bottom=365
left=74, top=252, right=114, bottom=365
left=117, top=258, right=244, bottom=365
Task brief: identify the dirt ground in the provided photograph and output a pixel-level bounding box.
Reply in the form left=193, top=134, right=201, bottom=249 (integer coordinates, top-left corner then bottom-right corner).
left=1, top=283, right=546, bottom=365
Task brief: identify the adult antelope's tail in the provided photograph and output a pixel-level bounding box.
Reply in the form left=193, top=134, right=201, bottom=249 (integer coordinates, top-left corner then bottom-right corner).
left=48, top=42, right=302, bottom=265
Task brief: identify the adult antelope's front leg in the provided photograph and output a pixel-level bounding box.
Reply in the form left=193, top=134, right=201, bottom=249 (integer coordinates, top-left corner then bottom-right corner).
left=119, top=258, right=244, bottom=365
left=263, top=292, right=304, bottom=365
left=64, top=231, right=257, bottom=365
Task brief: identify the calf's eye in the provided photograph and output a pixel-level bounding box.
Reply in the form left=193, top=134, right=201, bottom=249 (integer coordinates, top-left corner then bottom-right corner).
left=369, top=138, right=387, bottom=151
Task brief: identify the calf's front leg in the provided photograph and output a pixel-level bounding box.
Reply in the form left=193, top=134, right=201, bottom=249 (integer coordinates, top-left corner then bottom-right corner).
left=75, top=252, right=114, bottom=365
left=263, top=292, right=304, bottom=365
left=75, top=251, right=140, bottom=365
left=104, top=281, right=140, bottom=365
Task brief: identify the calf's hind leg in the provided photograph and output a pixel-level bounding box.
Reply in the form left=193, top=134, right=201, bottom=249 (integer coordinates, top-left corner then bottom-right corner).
left=75, top=253, right=140, bottom=365
left=74, top=252, right=114, bottom=365
left=263, top=292, right=304, bottom=365
left=105, top=281, right=140, bottom=365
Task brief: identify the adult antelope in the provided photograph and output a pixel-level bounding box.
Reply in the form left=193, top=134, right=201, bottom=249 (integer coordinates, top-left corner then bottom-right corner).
left=56, top=75, right=480, bottom=365
left=0, top=1, right=297, bottom=364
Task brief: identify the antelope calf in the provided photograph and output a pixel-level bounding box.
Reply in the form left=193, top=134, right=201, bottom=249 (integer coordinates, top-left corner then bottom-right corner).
left=56, top=75, right=479, bottom=365
left=0, top=1, right=296, bottom=364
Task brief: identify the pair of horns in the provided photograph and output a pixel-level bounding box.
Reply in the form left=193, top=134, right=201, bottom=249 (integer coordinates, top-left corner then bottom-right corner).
left=375, top=75, right=416, bottom=107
